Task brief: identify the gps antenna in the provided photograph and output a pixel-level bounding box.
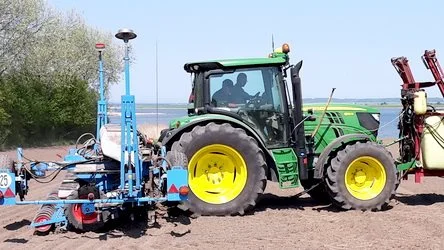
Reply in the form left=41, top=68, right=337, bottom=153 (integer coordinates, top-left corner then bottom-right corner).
left=155, top=40, right=159, bottom=136
left=271, top=34, right=275, bottom=52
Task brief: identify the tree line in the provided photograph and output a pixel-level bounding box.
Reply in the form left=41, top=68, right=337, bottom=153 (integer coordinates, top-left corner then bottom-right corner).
left=0, top=0, right=124, bottom=150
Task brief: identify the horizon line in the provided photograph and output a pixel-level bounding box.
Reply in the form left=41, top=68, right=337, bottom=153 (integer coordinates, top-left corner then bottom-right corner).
left=107, top=97, right=444, bottom=104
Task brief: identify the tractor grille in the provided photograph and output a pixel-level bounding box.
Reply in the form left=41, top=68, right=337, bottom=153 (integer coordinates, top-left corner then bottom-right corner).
left=325, top=112, right=345, bottom=124
left=332, top=127, right=345, bottom=137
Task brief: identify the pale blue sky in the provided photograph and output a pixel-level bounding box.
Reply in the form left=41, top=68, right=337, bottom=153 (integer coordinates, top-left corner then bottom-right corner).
left=48, top=0, right=444, bottom=103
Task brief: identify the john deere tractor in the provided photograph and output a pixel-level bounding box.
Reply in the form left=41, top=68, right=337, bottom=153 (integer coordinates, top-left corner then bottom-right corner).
left=160, top=44, right=397, bottom=216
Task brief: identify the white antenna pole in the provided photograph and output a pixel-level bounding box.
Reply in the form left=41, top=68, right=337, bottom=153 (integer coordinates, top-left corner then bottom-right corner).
left=272, top=34, right=275, bottom=52
left=155, top=40, right=159, bottom=136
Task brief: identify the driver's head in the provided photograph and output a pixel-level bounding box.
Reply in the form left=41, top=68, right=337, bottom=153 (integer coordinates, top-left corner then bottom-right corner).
left=222, top=79, right=233, bottom=94
left=236, top=73, right=247, bottom=87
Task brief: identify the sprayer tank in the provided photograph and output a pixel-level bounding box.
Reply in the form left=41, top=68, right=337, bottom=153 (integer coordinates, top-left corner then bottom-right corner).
left=421, top=115, right=444, bottom=170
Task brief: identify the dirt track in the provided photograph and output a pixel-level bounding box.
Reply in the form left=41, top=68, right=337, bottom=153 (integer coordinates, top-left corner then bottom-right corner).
left=1, top=143, right=444, bottom=250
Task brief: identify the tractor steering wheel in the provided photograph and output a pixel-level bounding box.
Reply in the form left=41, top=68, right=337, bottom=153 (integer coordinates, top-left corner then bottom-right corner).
left=245, top=91, right=262, bottom=108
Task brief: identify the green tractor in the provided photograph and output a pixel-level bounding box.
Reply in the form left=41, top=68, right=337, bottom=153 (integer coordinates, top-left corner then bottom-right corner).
left=160, top=43, right=397, bottom=216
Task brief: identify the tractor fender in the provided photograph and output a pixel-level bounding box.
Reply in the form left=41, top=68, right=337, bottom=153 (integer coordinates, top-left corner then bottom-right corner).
left=160, top=116, right=279, bottom=181
left=313, top=133, right=372, bottom=179
left=161, top=116, right=267, bottom=154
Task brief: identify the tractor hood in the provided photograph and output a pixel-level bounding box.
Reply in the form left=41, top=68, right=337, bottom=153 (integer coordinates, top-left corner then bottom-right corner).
left=169, top=103, right=380, bottom=130
left=303, top=103, right=381, bottom=139
left=302, top=103, right=379, bottom=113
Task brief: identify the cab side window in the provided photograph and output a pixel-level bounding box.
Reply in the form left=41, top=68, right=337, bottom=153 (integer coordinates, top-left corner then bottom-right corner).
left=209, top=69, right=265, bottom=107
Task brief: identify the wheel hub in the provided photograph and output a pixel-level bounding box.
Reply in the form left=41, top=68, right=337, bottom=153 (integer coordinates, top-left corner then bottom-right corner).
left=353, top=170, right=367, bottom=184
left=206, top=164, right=224, bottom=184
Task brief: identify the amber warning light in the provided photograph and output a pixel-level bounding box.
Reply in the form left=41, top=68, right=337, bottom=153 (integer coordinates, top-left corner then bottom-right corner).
left=95, top=43, right=106, bottom=51
left=282, top=43, right=290, bottom=54
left=179, top=186, right=189, bottom=196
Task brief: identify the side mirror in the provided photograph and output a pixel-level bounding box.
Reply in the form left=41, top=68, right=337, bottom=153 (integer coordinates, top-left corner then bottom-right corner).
left=305, top=115, right=316, bottom=122
left=291, top=60, right=303, bottom=78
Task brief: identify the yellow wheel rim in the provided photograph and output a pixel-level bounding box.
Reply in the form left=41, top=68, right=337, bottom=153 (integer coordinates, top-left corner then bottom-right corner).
left=345, top=156, right=386, bottom=200
left=188, top=144, right=247, bottom=204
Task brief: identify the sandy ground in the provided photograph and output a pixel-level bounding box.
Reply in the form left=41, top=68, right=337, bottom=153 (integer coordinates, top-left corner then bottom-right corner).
left=0, top=141, right=443, bottom=250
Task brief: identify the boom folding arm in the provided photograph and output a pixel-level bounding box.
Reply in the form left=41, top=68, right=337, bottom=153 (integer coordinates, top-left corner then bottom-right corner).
left=391, top=56, right=417, bottom=89
left=392, top=50, right=444, bottom=95
left=391, top=56, right=435, bottom=91
left=422, top=49, right=444, bottom=97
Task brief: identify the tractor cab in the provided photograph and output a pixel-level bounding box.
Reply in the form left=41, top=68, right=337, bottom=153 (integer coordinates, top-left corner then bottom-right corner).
left=182, top=44, right=295, bottom=148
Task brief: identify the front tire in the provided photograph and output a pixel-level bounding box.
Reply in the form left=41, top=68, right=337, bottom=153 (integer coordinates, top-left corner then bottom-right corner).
left=324, top=141, right=397, bottom=211
left=172, top=122, right=267, bottom=216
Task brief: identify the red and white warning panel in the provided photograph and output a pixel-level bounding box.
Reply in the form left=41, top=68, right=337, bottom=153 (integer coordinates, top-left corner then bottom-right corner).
left=0, top=171, right=16, bottom=206
left=167, top=168, right=189, bottom=201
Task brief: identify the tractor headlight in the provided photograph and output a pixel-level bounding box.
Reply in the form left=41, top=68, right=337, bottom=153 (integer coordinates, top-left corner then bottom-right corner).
left=356, top=112, right=380, bottom=137
left=371, top=113, right=380, bottom=122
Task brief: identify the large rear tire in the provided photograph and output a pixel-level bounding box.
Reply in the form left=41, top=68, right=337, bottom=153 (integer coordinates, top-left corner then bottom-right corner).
left=324, top=141, right=397, bottom=211
left=172, top=122, right=267, bottom=216
left=166, top=150, right=188, bottom=170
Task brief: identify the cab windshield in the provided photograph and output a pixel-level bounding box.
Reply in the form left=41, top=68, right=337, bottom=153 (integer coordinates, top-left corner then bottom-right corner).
left=209, top=66, right=288, bottom=147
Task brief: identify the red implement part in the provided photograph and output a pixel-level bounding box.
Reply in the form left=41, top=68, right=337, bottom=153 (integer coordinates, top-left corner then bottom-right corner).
left=391, top=56, right=417, bottom=89
left=422, top=50, right=444, bottom=97
left=413, top=168, right=444, bottom=183
left=424, top=169, right=444, bottom=177
left=391, top=56, right=437, bottom=90
left=392, top=50, right=444, bottom=183
left=71, top=203, right=98, bottom=225
left=34, top=214, right=52, bottom=233
left=415, top=168, right=424, bottom=183
left=414, top=116, right=424, bottom=161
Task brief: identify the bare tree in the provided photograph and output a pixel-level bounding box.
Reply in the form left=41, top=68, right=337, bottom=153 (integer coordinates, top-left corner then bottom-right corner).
left=0, top=0, right=125, bottom=95
left=0, top=0, right=54, bottom=75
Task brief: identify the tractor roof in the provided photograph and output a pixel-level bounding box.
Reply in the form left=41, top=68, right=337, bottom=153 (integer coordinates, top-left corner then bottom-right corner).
left=184, top=56, right=288, bottom=73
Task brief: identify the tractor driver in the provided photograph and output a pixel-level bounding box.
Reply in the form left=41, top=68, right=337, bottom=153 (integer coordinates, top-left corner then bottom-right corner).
left=232, top=73, right=253, bottom=103
left=212, top=79, right=234, bottom=107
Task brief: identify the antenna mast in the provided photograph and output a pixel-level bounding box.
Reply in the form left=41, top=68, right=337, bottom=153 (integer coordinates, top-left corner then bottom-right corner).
left=271, top=34, right=275, bottom=52
left=155, top=40, right=159, bottom=135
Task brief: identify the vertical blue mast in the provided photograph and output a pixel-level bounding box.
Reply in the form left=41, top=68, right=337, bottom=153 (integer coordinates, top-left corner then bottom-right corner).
left=95, top=43, right=107, bottom=141
left=115, top=29, right=140, bottom=197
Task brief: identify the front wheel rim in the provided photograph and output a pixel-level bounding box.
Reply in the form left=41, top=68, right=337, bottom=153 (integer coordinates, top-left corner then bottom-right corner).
left=188, top=144, right=248, bottom=204
left=345, top=156, right=387, bottom=200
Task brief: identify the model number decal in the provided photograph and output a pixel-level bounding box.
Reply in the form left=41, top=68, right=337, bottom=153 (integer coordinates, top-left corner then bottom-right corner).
left=0, top=173, right=11, bottom=188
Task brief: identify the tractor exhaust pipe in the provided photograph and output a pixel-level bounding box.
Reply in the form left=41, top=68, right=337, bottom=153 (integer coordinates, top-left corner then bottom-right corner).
left=290, top=60, right=308, bottom=181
